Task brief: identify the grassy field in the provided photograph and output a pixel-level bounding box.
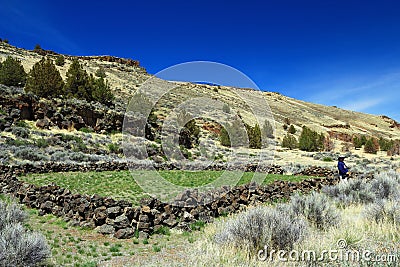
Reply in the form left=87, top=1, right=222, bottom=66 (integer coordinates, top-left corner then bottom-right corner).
left=22, top=204, right=199, bottom=267
left=21, top=170, right=316, bottom=206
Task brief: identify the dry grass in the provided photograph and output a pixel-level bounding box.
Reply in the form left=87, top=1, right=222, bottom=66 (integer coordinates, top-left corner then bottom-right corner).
left=187, top=204, right=400, bottom=266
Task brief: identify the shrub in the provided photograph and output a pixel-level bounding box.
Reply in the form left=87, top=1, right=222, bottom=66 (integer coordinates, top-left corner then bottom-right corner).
left=288, top=124, right=296, bottom=134
left=25, top=57, right=64, bottom=97
left=14, top=148, right=48, bottom=161
left=322, top=179, right=375, bottom=206
left=287, top=192, right=340, bottom=230
left=262, top=119, right=274, bottom=139
left=246, top=123, right=262, bottom=149
left=282, top=133, right=297, bottom=149
left=364, top=200, right=400, bottom=225
left=35, top=138, right=49, bottom=148
left=108, top=143, right=120, bottom=153
left=177, top=111, right=200, bottom=149
left=15, top=120, right=29, bottom=128
left=33, top=44, right=43, bottom=53
left=364, top=138, right=378, bottom=154
left=298, top=126, right=324, bottom=152
left=214, top=206, right=307, bottom=253
left=353, top=136, right=363, bottom=149
left=369, top=173, right=400, bottom=200
left=378, top=137, right=393, bottom=151
left=5, top=138, right=31, bottom=146
left=0, top=56, right=27, bottom=86
left=0, top=200, right=26, bottom=229
left=0, top=199, right=50, bottom=266
left=222, top=103, right=230, bottom=114
left=219, top=126, right=231, bottom=147
left=95, top=67, right=106, bottom=78
left=55, top=55, right=65, bottom=66
left=91, top=76, right=114, bottom=104
left=12, top=127, right=29, bottom=138
left=79, top=127, right=94, bottom=133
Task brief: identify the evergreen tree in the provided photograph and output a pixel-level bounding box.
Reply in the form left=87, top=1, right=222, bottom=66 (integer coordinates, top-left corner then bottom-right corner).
left=288, top=124, right=296, bottom=134
left=92, top=77, right=114, bottom=104
left=25, top=58, right=64, bottom=97
left=0, top=56, right=26, bottom=86
left=360, top=135, right=367, bottom=146
left=246, top=123, right=262, bottom=149
left=55, top=55, right=65, bottom=66
left=353, top=136, right=362, bottom=149
left=378, top=137, right=393, bottom=151
left=262, top=119, right=274, bottom=138
left=298, top=126, right=324, bottom=152
left=95, top=67, right=106, bottom=78
left=219, top=126, right=231, bottom=147
left=64, top=59, right=92, bottom=101
left=177, top=111, right=200, bottom=149
left=219, top=118, right=249, bottom=148
left=364, top=138, right=378, bottom=154
left=282, top=133, right=298, bottom=149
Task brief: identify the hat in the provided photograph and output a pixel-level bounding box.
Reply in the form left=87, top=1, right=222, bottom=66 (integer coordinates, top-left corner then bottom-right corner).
left=338, top=155, right=346, bottom=159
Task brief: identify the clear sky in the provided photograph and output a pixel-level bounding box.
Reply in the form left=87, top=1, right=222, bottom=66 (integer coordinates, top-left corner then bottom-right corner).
left=1, top=0, right=400, bottom=120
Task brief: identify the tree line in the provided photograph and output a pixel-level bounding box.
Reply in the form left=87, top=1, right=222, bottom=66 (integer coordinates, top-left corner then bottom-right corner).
left=0, top=56, right=114, bottom=105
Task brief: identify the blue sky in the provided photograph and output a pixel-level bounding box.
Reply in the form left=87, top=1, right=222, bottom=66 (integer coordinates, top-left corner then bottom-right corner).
left=1, top=0, right=400, bottom=120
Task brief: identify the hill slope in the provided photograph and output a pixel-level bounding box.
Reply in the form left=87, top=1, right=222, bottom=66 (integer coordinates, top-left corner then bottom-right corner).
left=1, top=42, right=400, bottom=147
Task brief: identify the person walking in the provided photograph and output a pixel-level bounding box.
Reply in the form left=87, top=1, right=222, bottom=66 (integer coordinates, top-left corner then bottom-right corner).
left=338, top=156, right=349, bottom=181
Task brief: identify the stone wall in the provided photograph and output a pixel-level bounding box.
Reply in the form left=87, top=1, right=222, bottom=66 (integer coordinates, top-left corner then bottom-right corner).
left=0, top=165, right=340, bottom=239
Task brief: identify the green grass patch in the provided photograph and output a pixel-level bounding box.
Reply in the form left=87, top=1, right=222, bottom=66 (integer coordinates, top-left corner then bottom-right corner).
left=21, top=170, right=317, bottom=206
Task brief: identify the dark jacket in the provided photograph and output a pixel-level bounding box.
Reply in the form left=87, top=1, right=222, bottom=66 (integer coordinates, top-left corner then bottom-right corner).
left=338, top=161, right=348, bottom=175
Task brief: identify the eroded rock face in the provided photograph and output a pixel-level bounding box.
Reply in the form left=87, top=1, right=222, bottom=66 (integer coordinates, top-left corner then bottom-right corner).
left=0, top=164, right=353, bottom=239
left=0, top=85, right=124, bottom=133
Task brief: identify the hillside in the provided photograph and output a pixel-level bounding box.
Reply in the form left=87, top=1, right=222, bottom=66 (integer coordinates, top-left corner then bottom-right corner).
left=1, top=42, right=399, bottom=140
left=1, top=42, right=400, bottom=170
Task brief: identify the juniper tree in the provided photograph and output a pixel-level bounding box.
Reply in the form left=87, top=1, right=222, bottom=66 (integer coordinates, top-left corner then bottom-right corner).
left=288, top=124, right=296, bottom=134
left=364, top=138, right=378, bottom=154
left=55, top=54, right=65, bottom=66
left=92, top=76, right=114, bottom=104
left=0, top=56, right=26, bottom=86
left=246, top=123, right=262, bottom=149
left=298, top=126, right=324, bottom=152
left=95, top=66, right=106, bottom=78
left=25, top=57, right=64, bottom=97
left=64, top=59, right=92, bottom=101
left=282, top=133, right=298, bottom=149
